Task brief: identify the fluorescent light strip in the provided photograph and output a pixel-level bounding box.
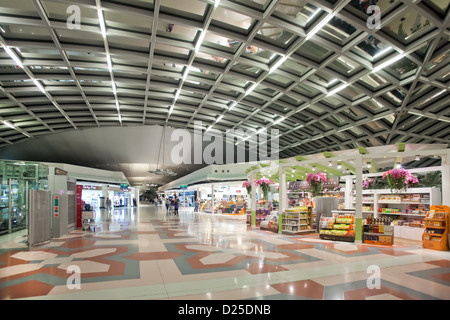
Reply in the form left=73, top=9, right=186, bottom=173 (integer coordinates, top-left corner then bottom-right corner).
left=168, top=105, right=174, bottom=115
left=182, top=66, right=190, bottom=81
left=112, top=82, right=117, bottom=94
left=307, top=8, right=321, bottom=23
left=32, top=79, right=45, bottom=93
left=205, top=124, right=213, bottom=132
left=228, top=101, right=237, bottom=110
left=97, top=9, right=106, bottom=38
left=372, top=54, right=404, bottom=73
left=305, top=14, right=333, bottom=40
left=106, top=55, right=112, bottom=72
left=195, top=30, right=206, bottom=53
left=215, top=115, right=223, bottom=123
left=327, top=83, right=347, bottom=96
left=3, top=46, right=23, bottom=68
left=373, top=46, right=392, bottom=59
left=269, top=56, right=287, bottom=73
left=174, top=89, right=181, bottom=101
left=214, top=0, right=220, bottom=7
left=245, top=83, right=258, bottom=95
left=2, top=120, right=15, bottom=129
left=273, top=117, right=285, bottom=125
left=117, top=114, right=122, bottom=122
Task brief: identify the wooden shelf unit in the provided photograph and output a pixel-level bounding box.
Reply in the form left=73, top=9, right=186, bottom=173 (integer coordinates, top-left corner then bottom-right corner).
left=422, top=205, right=449, bottom=251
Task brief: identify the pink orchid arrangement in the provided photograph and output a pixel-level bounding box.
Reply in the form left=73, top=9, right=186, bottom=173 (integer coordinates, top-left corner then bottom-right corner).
left=306, top=172, right=327, bottom=197
left=254, top=177, right=274, bottom=199
left=242, top=180, right=252, bottom=196
left=383, top=168, right=419, bottom=193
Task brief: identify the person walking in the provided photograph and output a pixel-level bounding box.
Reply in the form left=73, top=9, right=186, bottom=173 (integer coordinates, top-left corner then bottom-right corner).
left=165, top=197, right=170, bottom=211
left=174, top=197, right=179, bottom=215
left=194, top=199, right=199, bottom=212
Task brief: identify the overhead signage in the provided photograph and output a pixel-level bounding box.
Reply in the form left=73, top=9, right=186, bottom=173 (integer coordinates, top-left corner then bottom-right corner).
left=55, top=168, right=68, bottom=175
left=180, top=184, right=188, bottom=190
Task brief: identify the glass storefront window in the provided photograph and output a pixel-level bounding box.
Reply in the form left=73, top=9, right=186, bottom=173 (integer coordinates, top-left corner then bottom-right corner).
left=0, top=160, right=48, bottom=235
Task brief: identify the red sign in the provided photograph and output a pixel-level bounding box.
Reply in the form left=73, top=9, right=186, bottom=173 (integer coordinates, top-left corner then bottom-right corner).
left=76, top=185, right=83, bottom=228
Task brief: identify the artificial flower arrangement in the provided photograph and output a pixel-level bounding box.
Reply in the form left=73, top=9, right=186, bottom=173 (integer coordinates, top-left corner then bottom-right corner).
left=382, top=168, right=419, bottom=193
left=254, top=177, right=274, bottom=200
left=242, top=180, right=252, bottom=197
left=306, top=172, right=327, bottom=197
left=362, top=178, right=375, bottom=189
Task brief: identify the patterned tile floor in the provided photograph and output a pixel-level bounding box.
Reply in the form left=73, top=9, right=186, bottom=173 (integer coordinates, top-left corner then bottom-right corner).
left=0, top=205, right=449, bottom=300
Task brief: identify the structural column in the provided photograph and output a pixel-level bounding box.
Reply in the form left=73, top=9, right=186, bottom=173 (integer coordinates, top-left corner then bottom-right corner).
left=442, top=149, right=450, bottom=207
left=354, top=155, right=363, bottom=243
left=250, top=172, right=257, bottom=227
left=278, top=165, right=286, bottom=233
left=211, top=184, right=215, bottom=214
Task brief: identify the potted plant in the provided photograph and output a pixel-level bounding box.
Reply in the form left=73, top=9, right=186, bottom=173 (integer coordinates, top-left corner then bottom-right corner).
left=382, top=168, right=419, bottom=193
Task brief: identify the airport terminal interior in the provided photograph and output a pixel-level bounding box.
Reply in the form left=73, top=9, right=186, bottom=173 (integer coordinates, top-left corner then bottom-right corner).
left=0, top=0, right=449, bottom=301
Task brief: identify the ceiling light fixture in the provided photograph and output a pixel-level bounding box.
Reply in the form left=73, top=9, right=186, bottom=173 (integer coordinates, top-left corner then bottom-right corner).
left=273, top=116, right=285, bottom=125
left=373, top=46, right=392, bottom=59
left=245, top=82, right=258, bottom=95
left=3, top=46, right=23, bottom=68
left=168, top=105, right=174, bottom=115
left=269, top=56, right=287, bottom=73
left=215, top=115, right=223, bottom=123
left=32, top=79, right=45, bottom=93
left=97, top=9, right=106, bottom=38
left=327, top=83, right=347, bottom=96
left=195, top=30, right=206, bottom=53
left=214, top=0, right=221, bottom=7
left=372, top=54, right=404, bottom=73
left=228, top=101, right=237, bottom=110
left=305, top=13, right=333, bottom=40
left=2, top=120, right=15, bottom=129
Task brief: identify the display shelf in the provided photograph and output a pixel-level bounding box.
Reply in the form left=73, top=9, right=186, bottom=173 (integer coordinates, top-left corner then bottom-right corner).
left=422, top=205, right=449, bottom=251
left=282, top=206, right=313, bottom=235
left=319, top=213, right=355, bottom=242
left=353, top=188, right=441, bottom=241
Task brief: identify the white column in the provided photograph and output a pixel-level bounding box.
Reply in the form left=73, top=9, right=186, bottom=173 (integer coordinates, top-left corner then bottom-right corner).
left=211, top=184, right=215, bottom=214
left=442, top=149, right=450, bottom=207
left=344, top=176, right=353, bottom=209
left=354, top=155, right=363, bottom=243
left=278, top=166, right=286, bottom=213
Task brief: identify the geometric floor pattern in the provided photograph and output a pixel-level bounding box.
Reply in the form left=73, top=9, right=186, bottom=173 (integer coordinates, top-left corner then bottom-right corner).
left=0, top=205, right=449, bottom=300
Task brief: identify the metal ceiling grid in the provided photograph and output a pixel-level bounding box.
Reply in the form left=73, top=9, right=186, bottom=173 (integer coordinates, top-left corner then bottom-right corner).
left=0, top=0, right=448, bottom=160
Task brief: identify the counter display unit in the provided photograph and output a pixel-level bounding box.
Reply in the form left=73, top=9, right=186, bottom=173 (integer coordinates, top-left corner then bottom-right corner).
left=282, top=206, right=313, bottom=235
left=422, top=205, right=449, bottom=251
left=319, top=212, right=355, bottom=242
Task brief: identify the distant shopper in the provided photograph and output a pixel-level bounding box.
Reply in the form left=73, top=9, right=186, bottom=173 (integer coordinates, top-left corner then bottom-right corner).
left=106, top=198, right=111, bottom=211
left=154, top=198, right=158, bottom=207
left=165, top=198, right=170, bottom=211
left=174, top=197, right=179, bottom=215
left=194, top=199, right=199, bottom=212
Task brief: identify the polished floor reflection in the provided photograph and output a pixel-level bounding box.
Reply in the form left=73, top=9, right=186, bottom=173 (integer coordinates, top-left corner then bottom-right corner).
left=0, top=205, right=449, bottom=300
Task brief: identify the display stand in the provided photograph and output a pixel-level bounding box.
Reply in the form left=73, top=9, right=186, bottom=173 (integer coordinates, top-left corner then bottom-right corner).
left=282, top=206, right=313, bottom=235
left=422, top=205, right=449, bottom=251
left=319, top=211, right=355, bottom=242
